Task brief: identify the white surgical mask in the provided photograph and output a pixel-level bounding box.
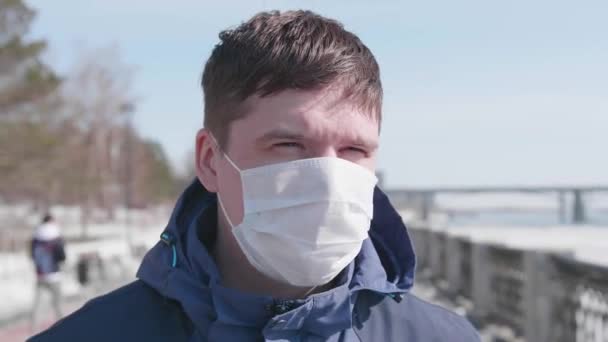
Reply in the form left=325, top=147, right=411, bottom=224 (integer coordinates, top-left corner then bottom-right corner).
left=217, top=149, right=377, bottom=287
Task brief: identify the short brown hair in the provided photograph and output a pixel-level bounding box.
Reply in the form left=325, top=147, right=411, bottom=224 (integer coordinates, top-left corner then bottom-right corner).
left=202, top=10, right=382, bottom=149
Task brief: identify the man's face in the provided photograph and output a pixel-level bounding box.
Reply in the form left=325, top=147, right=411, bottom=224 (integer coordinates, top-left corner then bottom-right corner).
left=197, top=88, right=380, bottom=225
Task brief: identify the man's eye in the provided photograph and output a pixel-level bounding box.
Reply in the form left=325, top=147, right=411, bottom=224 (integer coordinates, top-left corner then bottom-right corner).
left=274, top=142, right=302, bottom=149
left=345, top=147, right=367, bottom=155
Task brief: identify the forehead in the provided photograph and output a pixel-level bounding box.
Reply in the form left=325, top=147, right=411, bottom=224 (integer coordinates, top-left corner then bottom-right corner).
left=231, top=88, right=379, bottom=143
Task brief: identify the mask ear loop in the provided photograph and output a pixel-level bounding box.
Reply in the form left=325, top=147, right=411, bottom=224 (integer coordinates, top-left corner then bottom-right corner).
left=217, top=193, right=235, bottom=228
left=302, top=285, right=318, bottom=297
left=208, top=134, right=242, bottom=172
left=209, top=133, right=242, bottom=229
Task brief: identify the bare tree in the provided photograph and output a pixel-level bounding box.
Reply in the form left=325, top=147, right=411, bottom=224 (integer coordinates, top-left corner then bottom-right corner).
left=59, top=46, right=136, bottom=235
left=0, top=5, right=179, bottom=240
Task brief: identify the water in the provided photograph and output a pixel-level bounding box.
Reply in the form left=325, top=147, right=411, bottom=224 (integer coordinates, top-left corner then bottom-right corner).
left=447, top=209, right=608, bottom=227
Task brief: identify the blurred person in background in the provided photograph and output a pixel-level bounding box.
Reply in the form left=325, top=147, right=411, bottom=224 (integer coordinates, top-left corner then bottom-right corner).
left=29, top=213, right=66, bottom=332
left=29, top=10, right=479, bottom=341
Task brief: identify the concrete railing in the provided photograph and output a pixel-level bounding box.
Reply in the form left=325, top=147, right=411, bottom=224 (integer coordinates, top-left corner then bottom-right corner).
left=409, top=225, right=608, bottom=342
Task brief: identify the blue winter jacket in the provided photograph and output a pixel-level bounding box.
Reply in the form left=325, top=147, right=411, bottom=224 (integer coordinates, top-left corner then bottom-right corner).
left=29, top=180, right=480, bottom=341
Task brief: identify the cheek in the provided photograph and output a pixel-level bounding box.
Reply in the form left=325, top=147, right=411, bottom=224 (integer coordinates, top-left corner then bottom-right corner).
left=351, top=150, right=377, bottom=173
left=358, top=158, right=376, bottom=174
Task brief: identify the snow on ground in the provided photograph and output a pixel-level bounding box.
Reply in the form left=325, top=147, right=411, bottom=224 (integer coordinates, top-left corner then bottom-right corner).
left=0, top=255, right=82, bottom=324
left=0, top=212, right=165, bottom=325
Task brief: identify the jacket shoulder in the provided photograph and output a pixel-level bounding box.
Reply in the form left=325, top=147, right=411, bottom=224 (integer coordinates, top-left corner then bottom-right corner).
left=355, top=291, right=480, bottom=341
left=28, top=280, right=192, bottom=342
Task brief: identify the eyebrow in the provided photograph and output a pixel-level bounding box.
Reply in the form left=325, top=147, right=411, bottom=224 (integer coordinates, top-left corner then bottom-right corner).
left=257, top=128, right=379, bottom=150
left=257, top=128, right=306, bottom=143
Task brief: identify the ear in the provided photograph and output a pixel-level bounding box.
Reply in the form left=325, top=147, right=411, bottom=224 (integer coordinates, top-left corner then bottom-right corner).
left=195, top=128, right=220, bottom=192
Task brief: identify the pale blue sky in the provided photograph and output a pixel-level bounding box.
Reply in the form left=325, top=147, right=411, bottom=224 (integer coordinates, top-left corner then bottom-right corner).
left=28, top=0, right=607, bottom=188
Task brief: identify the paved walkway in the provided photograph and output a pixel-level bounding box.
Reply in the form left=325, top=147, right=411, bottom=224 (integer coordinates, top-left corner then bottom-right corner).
left=0, top=300, right=83, bottom=341
left=0, top=270, right=136, bottom=341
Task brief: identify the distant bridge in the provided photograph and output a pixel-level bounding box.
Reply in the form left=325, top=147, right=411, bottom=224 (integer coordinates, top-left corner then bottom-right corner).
left=385, top=186, right=608, bottom=224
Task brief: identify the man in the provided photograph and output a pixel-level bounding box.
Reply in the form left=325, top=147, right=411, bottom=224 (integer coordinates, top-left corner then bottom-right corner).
left=30, top=10, right=479, bottom=341
left=30, top=213, right=66, bottom=332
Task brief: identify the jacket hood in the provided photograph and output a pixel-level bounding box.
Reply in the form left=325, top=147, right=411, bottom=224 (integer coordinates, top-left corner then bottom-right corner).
left=137, top=180, right=416, bottom=338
